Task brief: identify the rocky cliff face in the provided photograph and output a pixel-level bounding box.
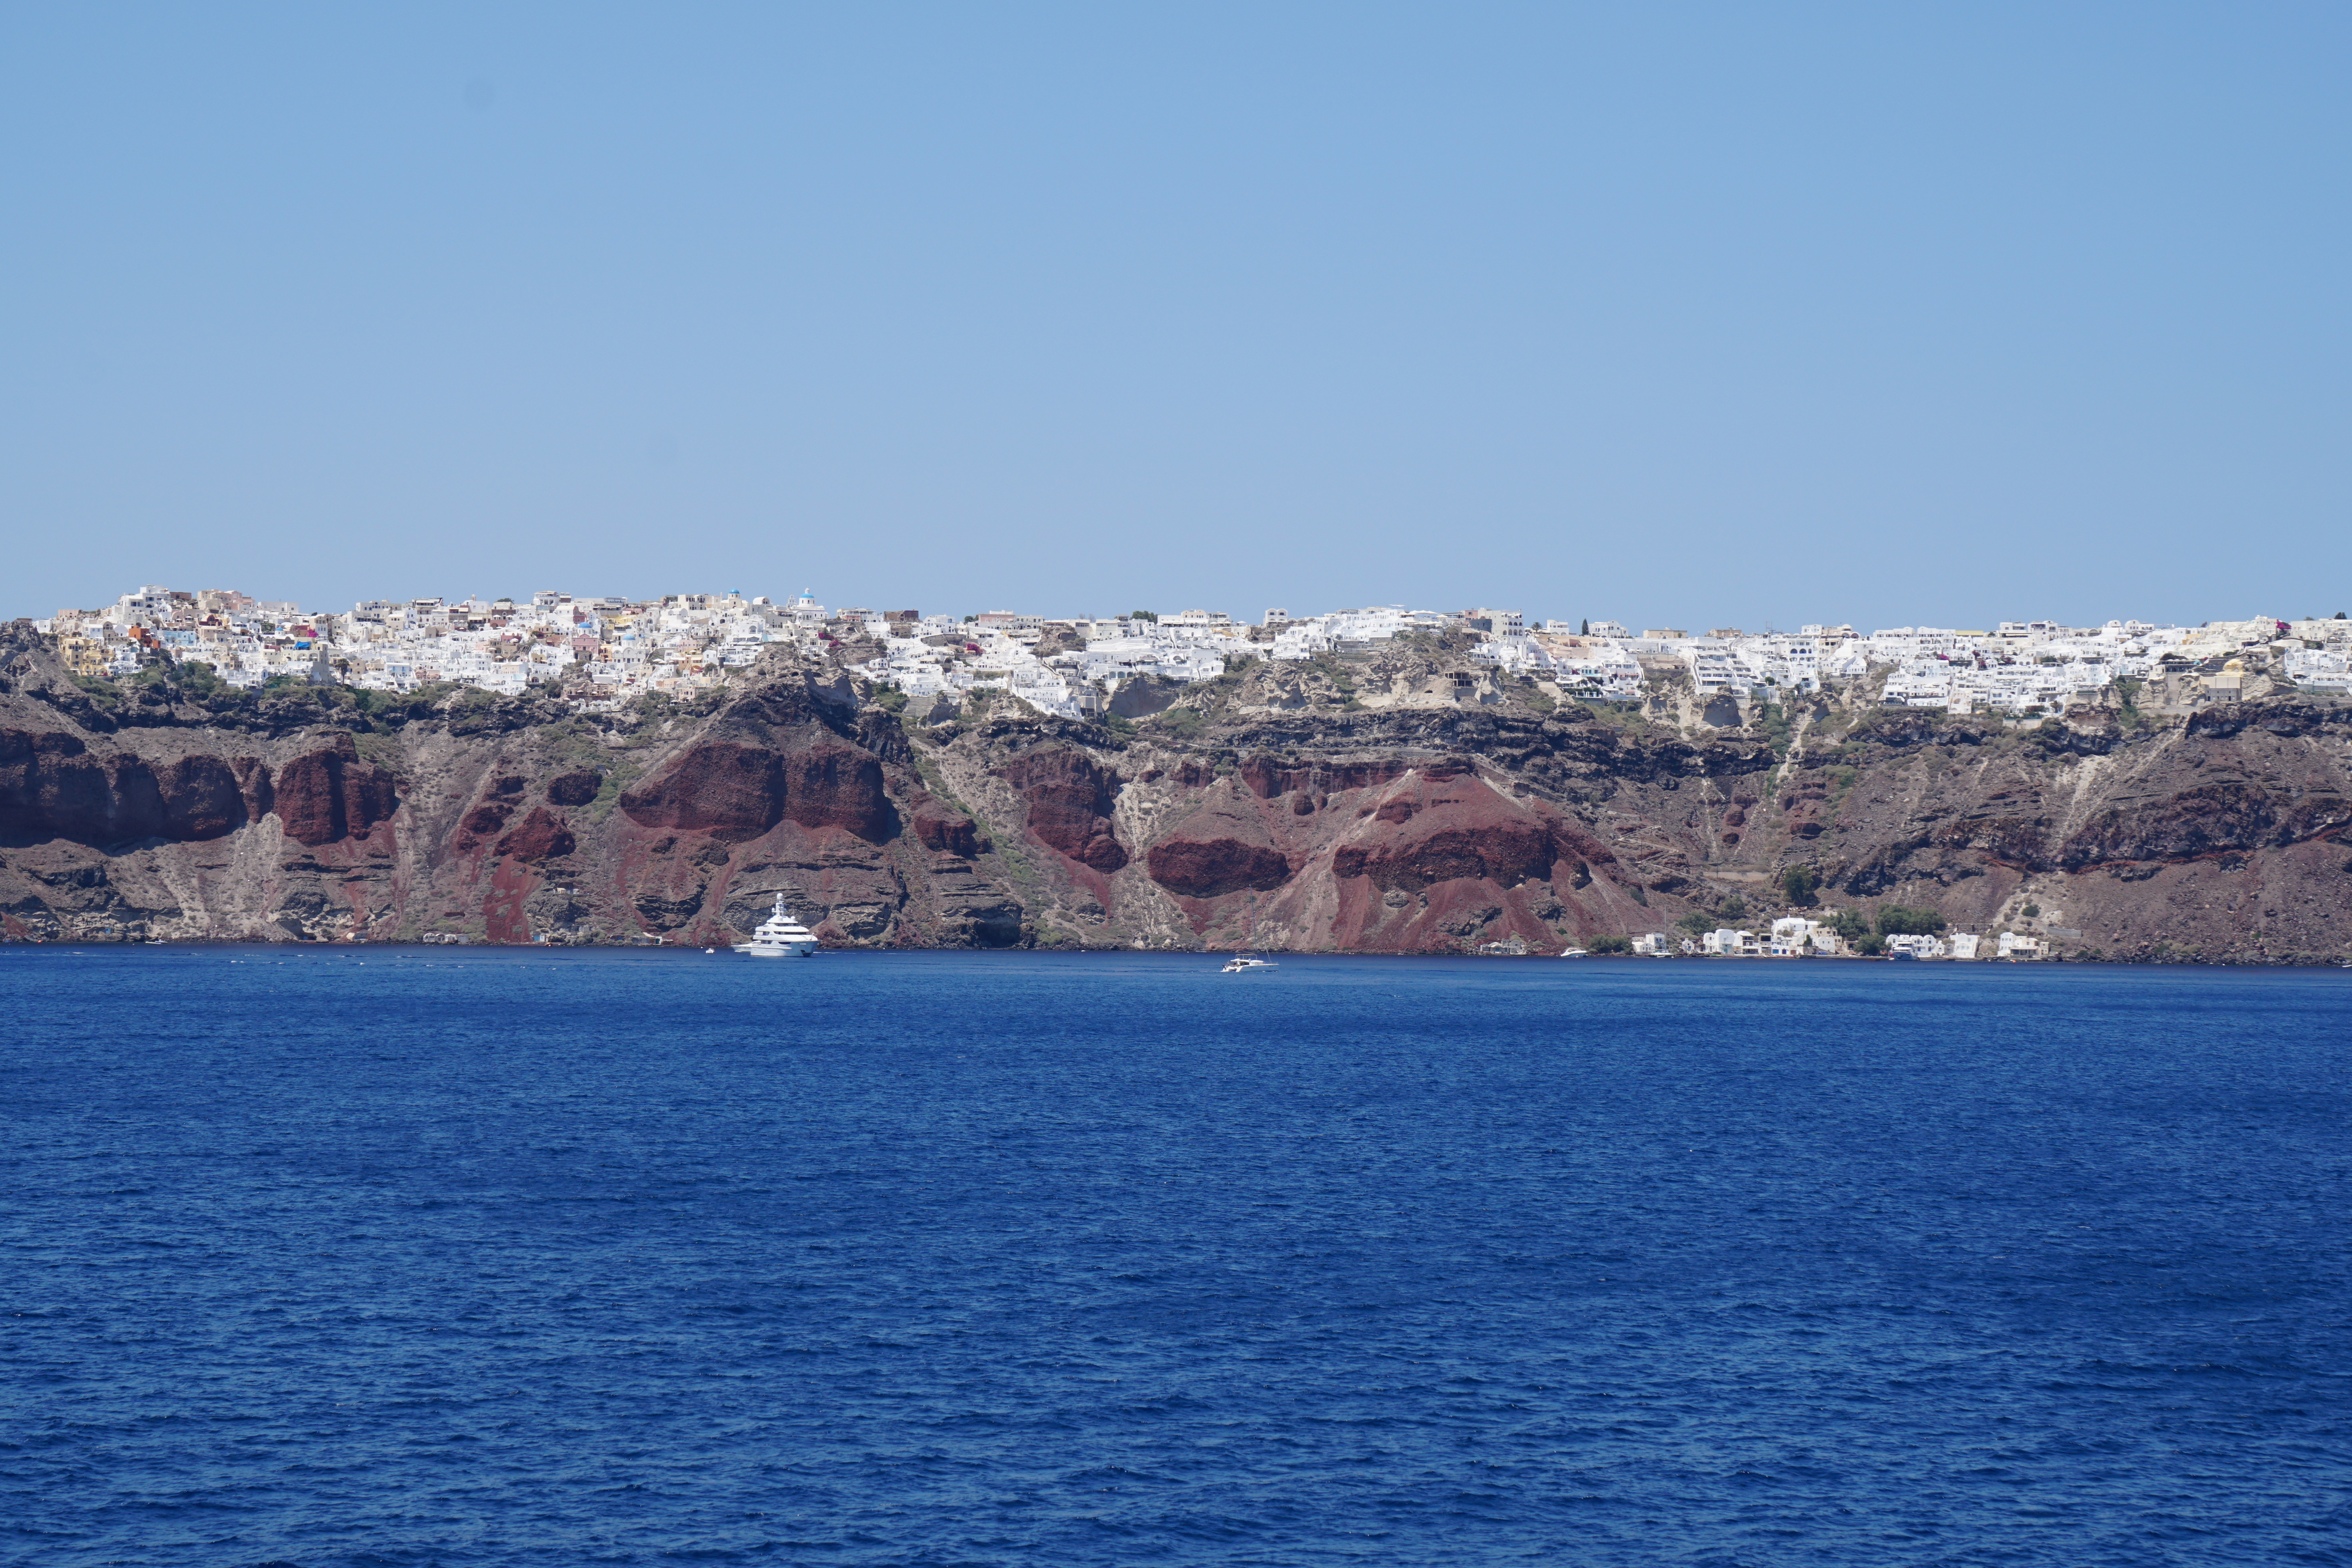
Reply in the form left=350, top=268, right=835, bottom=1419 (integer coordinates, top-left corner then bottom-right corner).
left=4, top=624, right=2349, bottom=962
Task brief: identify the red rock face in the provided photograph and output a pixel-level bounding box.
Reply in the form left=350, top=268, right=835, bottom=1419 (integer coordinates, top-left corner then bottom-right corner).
left=482, top=854, right=539, bottom=944
left=1133, top=764, right=1634, bottom=948
left=495, top=805, right=576, bottom=862
left=0, top=729, right=284, bottom=845
left=0, top=729, right=119, bottom=842
left=1146, top=837, right=1292, bottom=897
left=546, top=771, right=600, bottom=807
left=1238, top=755, right=1411, bottom=798
left=356, top=761, right=400, bottom=841
left=157, top=755, right=247, bottom=840
left=461, top=803, right=513, bottom=837
left=910, top=794, right=983, bottom=857
left=1331, top=779, right=1578, bottom=892
left=1004, top=749, right=1127, bottom=871
left=1551, top=820, right=1618, bottom=872
left=1334, top=817, right=1557, bottom=891
left=620, top=743, right=784, bottom=837
left=274, top=740, right=399, bottom=847
left=780, top=744, right=893, bottom=841
left=272, top=754, right=339, bottom=845
left=620, top=739, right=895, bottom=843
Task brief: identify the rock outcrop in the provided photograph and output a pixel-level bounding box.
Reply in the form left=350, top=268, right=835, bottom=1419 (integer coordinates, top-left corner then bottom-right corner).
left=1004, top=749, right=1128, bottom=871
left=3, top=621, right=2350, bottom=962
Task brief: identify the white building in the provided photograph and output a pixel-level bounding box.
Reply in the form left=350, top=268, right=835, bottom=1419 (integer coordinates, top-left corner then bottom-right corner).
left=1770, top=916, right=1842, bottom=955
left=1883, top=933, right=1947, bottom=959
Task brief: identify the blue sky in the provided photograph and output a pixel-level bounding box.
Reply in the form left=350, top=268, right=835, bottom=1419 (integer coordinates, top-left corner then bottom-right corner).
left=5, top=4, right=2348, bottom=628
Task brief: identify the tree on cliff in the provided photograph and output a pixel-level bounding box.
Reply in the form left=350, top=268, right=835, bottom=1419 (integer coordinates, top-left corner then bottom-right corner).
left=1875, top=905, right=1947, bottom=936
left=1781, top=866, right=1819, bottom=906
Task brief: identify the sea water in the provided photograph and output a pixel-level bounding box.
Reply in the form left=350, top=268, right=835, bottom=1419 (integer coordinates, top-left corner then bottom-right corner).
left=2, top=948, right=2346, bottom=1566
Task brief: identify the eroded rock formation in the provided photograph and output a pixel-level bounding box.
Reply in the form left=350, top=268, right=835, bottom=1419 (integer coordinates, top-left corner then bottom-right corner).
left=2, top=621, right=2350, bottom=962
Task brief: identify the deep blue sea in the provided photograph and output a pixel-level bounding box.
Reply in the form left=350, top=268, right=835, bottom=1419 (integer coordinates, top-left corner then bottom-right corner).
left=4, top=949, right=2347, bottom=1567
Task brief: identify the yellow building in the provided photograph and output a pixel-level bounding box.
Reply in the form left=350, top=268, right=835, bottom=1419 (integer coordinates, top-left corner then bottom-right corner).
left=58, top=634, right=110, bottom=678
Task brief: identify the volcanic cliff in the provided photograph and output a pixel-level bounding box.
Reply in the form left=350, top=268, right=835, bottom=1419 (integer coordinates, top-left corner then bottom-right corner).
left=4, top=623, right=2349, bottom=962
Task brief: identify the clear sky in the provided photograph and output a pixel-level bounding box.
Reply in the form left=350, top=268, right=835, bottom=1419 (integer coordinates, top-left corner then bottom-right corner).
left=6, top=4, right=2348, bottom=630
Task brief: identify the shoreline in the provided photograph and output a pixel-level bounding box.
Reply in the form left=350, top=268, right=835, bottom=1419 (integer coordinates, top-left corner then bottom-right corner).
left=5, top=938, right=2342, bottom=968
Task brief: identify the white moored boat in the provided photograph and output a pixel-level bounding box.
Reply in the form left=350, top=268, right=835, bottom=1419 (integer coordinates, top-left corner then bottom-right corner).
left=1220, top=955, right=1277, bottom=974
left=734, top=894, right=820, bottom=958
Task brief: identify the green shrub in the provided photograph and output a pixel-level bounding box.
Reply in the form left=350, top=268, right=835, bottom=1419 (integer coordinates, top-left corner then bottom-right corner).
left=72, top=675, right=123, bottom=707
left=173, top=660, right=223, bottom=696
left=1782, top=866, right=1819, bottom=905
left=1589, top=934, right=1632, bottom=954
left=1875, top=905, right=1947, bottom=936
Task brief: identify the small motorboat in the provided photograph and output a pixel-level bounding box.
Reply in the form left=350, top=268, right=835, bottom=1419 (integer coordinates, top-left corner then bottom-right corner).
left=1557, top=947, right=1590, bottom=958
left=1221, top=955, right=1278, bottom=974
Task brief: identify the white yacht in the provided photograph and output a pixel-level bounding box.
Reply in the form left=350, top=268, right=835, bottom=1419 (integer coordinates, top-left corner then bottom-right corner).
left=1557, top=947, right=1590, bottom=958
left=734, top=895, right=820, bottom=958
left=1221, top=955, right=1277, bottom=974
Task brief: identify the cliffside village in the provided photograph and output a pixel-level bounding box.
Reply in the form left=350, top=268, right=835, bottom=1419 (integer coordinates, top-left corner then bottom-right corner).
left=35, top=584, right=2352, bottom=724
left=19, top=582, right=2351, bottom=961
